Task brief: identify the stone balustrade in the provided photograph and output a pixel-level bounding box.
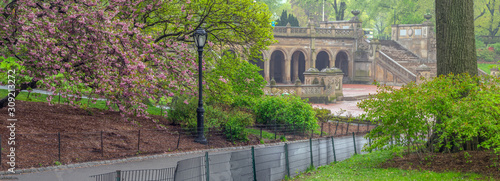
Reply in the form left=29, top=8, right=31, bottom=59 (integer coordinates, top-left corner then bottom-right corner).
left=265, top=67, right=344, bottom=103
left=378, top=51, right=417, bottom=83
left=273, top=26, right=357, bottom=38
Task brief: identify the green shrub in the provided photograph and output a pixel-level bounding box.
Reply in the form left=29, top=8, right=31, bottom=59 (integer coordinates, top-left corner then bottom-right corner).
left=169, top=95, right=254, bottom=141
left=490, top=43, right=500, bottom=55
left=204, top=51, right=266, bottom=105
left=224, top=111, right=254, bottom=142
left=231, top=95, right=259, bottom=112
left=314, top=107, right=332, bottom=123
left=255, top=95, right=318, bottom=131
left=477, top=49, right=496, bottom=62
left=476, top=38, right=486, bottom=50
left=359, top=74, right=500, bottom=153
left=255, top=95, right=287, bottom=125
left=167, top=96, right=197, bottom=127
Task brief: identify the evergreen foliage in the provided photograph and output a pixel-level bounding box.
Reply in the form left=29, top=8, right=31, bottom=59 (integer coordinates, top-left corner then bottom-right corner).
left=276, top=10, right=299, bottom=27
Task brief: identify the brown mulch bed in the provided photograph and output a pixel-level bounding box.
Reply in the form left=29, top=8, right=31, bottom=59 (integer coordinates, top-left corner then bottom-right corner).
left=0, top=100, right=370, bottom=170
left=382, top=150, right=500, bottom=179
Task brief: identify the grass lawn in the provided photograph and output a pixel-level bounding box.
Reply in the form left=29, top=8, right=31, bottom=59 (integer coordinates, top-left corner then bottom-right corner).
left=0, top=89, right=165, bottom=116
left=246, top=127, right=276, bottom=140
left=478, top=63, right=499, bottom=74
left=290, top=149, right=489, bottom=181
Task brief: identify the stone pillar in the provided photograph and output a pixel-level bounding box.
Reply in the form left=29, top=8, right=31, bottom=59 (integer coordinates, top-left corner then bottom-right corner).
left=416, top=64, right=431, bottom=84
left=303, top=68, right=320, bottom=85
left=305, top=52, right=311, bottom=70
left=295, top=79, right=302, bottom=96
left=264, top=57, right=270, bottom=82
left=392, top=25, right=399, bottom=41
left=311, top=53, right=316, bottom=69
left=286, top=22, right=291, bottom=36
left=310, top=18, right=316, bottom=70
left=292, top=54, right=299, bottom=82
left=369, top=39, right=380, bottom=59
left=284, top=57, right=291, bottom=83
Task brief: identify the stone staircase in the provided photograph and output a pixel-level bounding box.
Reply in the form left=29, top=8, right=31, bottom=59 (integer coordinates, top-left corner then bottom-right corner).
left=379, top=40, right=421, bottom=63
left=377, top=40, right=437, bottom=84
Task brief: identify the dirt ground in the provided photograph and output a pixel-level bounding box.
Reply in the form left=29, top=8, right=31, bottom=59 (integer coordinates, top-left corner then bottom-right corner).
left=383, top=150, right=500, bottom=179
left=0, top=100, right=368, bottom=170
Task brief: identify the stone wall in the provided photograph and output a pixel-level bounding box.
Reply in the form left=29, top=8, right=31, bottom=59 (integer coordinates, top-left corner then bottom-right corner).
left=391, top=19, right=436, bottom=61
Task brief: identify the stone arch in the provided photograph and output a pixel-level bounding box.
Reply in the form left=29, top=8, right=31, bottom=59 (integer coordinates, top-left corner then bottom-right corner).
left=315, top=50, right=331, bottom=71
left=290, top=50, right=307, bottom=83
left=289, top=48, right=309, bottom=61
left=267, top=47, right=289, bottom=61
left=334, top=50, right=349, bottom=78
left=249, top=52, right=265, bottom=78
left=269, top=50, right=287, bottom=83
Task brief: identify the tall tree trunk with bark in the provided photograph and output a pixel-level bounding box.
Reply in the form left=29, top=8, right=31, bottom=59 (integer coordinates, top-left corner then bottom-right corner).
left=435, top=0, right=478, bottom=76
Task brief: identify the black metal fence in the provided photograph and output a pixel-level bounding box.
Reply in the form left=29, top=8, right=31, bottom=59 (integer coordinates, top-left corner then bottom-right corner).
left=0, top=121, right=374, bottom=169
left=90, top=132, right=373, bottom=181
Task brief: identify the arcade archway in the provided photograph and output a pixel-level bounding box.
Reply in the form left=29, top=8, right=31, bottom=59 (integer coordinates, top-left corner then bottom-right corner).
left=335, top=51, right=349, bottom=77
left=290, top=51, right=306, bottom=83
left=316, top=51, right=330, bottom=71
left=270, top=50, right=286, bottom=83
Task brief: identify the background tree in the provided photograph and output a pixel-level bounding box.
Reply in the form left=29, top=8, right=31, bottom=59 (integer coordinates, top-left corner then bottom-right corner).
left=275, top=10, right=299, bottom=26
left=255, top=0, right=290, bottom=19
left=135, top=0, right=275, bottom=59
left=474, top=0, right=500, bottom=37
left=436, top=0, right=478, bottom=76
left=329, top=0, right=347, bottom=20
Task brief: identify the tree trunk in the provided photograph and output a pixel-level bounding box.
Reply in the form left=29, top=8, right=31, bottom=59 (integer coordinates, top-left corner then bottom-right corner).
left=435, top=0, right=478, bottom=76
left=0, top=80, right=38, bottom=109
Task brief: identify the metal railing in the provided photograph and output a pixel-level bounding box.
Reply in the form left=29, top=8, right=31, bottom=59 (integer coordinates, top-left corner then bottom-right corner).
left=90, top=167, right=175, bottom=181
left=0, top=121, right=374, bottom=169
left=90, top=132, right=374, bottom=181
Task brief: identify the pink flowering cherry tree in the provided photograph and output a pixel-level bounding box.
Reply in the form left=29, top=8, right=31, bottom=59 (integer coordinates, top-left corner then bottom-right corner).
left=0, top=0, right=201, bottom=125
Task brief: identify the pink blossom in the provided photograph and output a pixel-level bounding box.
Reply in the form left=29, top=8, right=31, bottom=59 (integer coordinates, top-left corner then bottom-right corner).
left=183, top=100, right=189, bottom=104
left=219, top=76, right=227, bottom=83
left=207, top=41, right=214, bottom=47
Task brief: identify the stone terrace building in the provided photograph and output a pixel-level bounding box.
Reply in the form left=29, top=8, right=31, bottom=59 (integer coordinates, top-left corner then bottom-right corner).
left=252, top=12, right=447, bottom=87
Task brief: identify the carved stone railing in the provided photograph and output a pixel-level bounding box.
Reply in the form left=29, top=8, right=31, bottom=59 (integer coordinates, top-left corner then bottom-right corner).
left=291, top=27, right=308, bottom=34
left=273, top=26, right=356, bottom=38
left=274, top=27, right=287, bottom=34
left=315, top=28, right=332, bottom=34
left=335, top=29, right=354, bottom=37
left=265, top=67, right=345, bottom=103
left=264, top=84, right=329, bottom=98
left=300, top=85, right=324, bottom=95
left=263, top=85, right=298, bottom=95
left=378, top=51, right=417, bottom=83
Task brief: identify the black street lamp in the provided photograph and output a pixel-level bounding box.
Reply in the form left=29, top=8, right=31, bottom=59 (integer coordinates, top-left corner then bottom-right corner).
left=193, top=28, right=208, bottom=144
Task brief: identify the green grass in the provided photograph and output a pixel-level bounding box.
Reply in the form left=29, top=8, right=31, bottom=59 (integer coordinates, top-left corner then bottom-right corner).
left=246, top=128, right=276, bottom=140
left=291, top=149, right=488, bottom=181
left=0, top=89, right=166, bottom=116
left=478, top=63, right=499, bottom=74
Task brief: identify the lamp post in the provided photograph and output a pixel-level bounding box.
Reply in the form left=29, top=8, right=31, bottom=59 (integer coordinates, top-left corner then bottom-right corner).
left=193, top=28, right=208, bottom=144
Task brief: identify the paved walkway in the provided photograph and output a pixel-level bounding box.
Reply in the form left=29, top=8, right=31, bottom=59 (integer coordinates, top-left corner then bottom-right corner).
left=0, top=136, right=365, bottom=181
left=311, top=84, right=377, bottom=117
left=312, top=84, right=399, bottom=117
